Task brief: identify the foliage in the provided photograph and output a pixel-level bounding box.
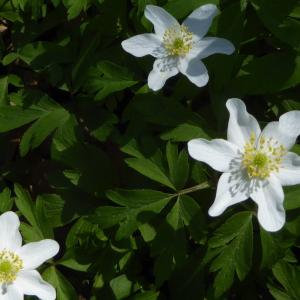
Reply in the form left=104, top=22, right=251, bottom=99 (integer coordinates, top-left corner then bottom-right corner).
left=1, top=0, right=300, bottom=299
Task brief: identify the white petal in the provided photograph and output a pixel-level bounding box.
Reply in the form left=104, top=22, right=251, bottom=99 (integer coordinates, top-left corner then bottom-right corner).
left=226, top=98, right=261, bottom=148
left=0, top=211, right=22, bottom=251
left=178, top=57, right=209, bottom=87
left=260, top=121, right=295, bottom=150
left=260, top=111, right=300, bottom=150
left=194, top=37, right=235, bottom=59
left=208, top=171, right=250, bottom=216
left=145, top=5, right=179, bottom=37
left=147, top=57, right=178, bottom=91
left=121, top=33, right=165, bottom=58
left=183, top=4, right=218, bottom=40
left=17, top=239, right=59, bottom=270
left=15, top=270, right=56, bottom=300
left=250, top=175, right=285, bottom=232
left=1, top=284, right=23, bottom=300
left=188, top=138, right=240, bottom=172
left=277, top=152, right=300, bottom=186
left=278, top=110, right=300, bottom=147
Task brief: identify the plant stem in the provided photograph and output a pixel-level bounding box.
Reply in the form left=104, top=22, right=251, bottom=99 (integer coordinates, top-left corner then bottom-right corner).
left=175, top=182, right=209, bottom=197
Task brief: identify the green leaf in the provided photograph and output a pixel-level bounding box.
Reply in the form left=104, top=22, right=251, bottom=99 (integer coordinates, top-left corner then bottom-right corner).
left=14, top=184, right=38, bottom=228
left=43, top=266, right=77, bottom=300
left=230, top=53, right=300, bottom=95
left=37, top=194, right=70, bottom=228
left=92, top=189, right=172, bottom=240
left=89, top=206, right=126, bottom=229
left=260, top=228, right=289, bottom=269
left=36, top=192, right=95, bottom=228
left=2, top=52, right=19, bottom=66
left=63, top=0, right=89, bottom=20
left=125, top=157, right=175, bottom=189
left=109, top=274, right=133, bottom=300
left=125, top=94, right=208, bottom=129
left=0, top=76, right=8, bottom=105
left=178, top=195, right=205, bottom=242
left=161, top=123, right=209, bottom=142
left=58, top=252, right=91, bottom=272
left=20, top=106, right=69, bottom=156
left=14, top=184, right=52, bottom=238
left=107, top=189, right=172, bottom=208
left=284, top=185, right=300, bottom=210
left=0, top=106, right=42, bottom=132
left=269, top=261, right=300, bottom=300
left=51, top=115, right=114, bottom=194
left=122, top=140, right=176, bottom=190
left=84, top=61, right=138, bottom=101
left=131, top=291, right=160, bottom=300
left=20, top=223, right=44, bottom=242
left=17, top=41, right=71, bottom=67
left=208, top=212, right=253, bottom=297
left=169, top=250, right=205, bottom=300
left=152, top=199, right=186, bottom=285
left=251, top=0, right=300, bottom=50
left=166, top=142, right=189, bottom=190
left=71, top=29, right=101, bottom=90
left=0, top=188, right=13, bottom=212
left=65, top=217, right=103, bottom=248
left=267, top=287, right=291, bottom=300
left=75, top=103, right=118, bottom=142
left=0, top=1, right=20, bottom=22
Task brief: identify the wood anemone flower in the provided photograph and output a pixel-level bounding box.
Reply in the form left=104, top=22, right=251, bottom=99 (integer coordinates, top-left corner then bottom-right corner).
left=0, top=211, right=59, bottom=300
left=188, top=98, right=300, bottom=232
left=121, top=4, right=235, bottom=91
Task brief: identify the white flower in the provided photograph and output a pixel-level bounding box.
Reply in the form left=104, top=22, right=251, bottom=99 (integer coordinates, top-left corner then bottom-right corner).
left=121, top=4, right=235, bottom=91
left=188, top=98, right=300, bottom=232
left=0, top=211, right=59, bottom=299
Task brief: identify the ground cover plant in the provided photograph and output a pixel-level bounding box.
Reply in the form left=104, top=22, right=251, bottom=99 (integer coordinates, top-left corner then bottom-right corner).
left=1, top=0, right=300, bottom=299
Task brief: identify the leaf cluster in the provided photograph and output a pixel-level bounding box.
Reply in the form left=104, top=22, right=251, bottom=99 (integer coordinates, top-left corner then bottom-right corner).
left=1, top=0, right=300, bottom=299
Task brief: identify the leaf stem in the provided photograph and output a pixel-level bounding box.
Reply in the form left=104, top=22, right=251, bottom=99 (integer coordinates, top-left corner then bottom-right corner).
left=175, top=182, right=209, bottom=197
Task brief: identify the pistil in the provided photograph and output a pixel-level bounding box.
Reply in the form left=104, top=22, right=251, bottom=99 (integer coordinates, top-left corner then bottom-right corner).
left=0, top=250, right=23, bottom=283
left=242, top=133, right=286, bottom=179
left=163, top=25, right=193, bottom=56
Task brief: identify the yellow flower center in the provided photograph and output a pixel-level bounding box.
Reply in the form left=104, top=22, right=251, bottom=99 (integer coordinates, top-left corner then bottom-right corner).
left=163, top=25, right=193, bottom=56
left=0, top=250, right=23, bottom=283
left=242, top=133, right=286, bottom=179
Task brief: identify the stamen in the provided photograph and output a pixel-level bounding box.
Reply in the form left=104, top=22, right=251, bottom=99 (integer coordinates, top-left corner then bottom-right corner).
left=0, top=250, right=23, bottom=283
left=163, top=25, right=193, bottom=56
left=242, top=133, right=286, bottom=179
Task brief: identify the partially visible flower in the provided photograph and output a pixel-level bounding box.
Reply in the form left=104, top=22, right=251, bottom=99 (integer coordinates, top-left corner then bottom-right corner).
left=0, top=211, right=59, bottom=299
left=121, top=4, right=235, bottom=91
left=188, top=98, right=300, bottom=232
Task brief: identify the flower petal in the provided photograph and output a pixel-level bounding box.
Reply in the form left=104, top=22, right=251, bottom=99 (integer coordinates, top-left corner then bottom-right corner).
left=15, top=270, right=56, bottom=300
left=250, top=175, right=285, bottom=232
left=2, top=284, right=23, bottom=300
left=145, top=5, right=179, bottom=37
left=276, top=152, right=300, bottom=186
left=226, top=98, right=261, bottom=148
left=260, top=122, right=294, bottom=151
left=178, top=57, right=209, bottom=87
left=148, top=57, right=178, bottom=91
left=183, top=4, right=218, bottom=40
left=187, top=138, right=239, bottom=172
left=0, top=211, right=22, bottom=251
left=17, top=239, right=59, bottom=270
left=194, top=37, right=235, bottom=59
left=208, top=171, right=250, bottom=216
left=279, top=110, right=300, bottom=137
left=121, top=33, right=165, bottom=58
left=259, top=111, right=300, bottom=150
